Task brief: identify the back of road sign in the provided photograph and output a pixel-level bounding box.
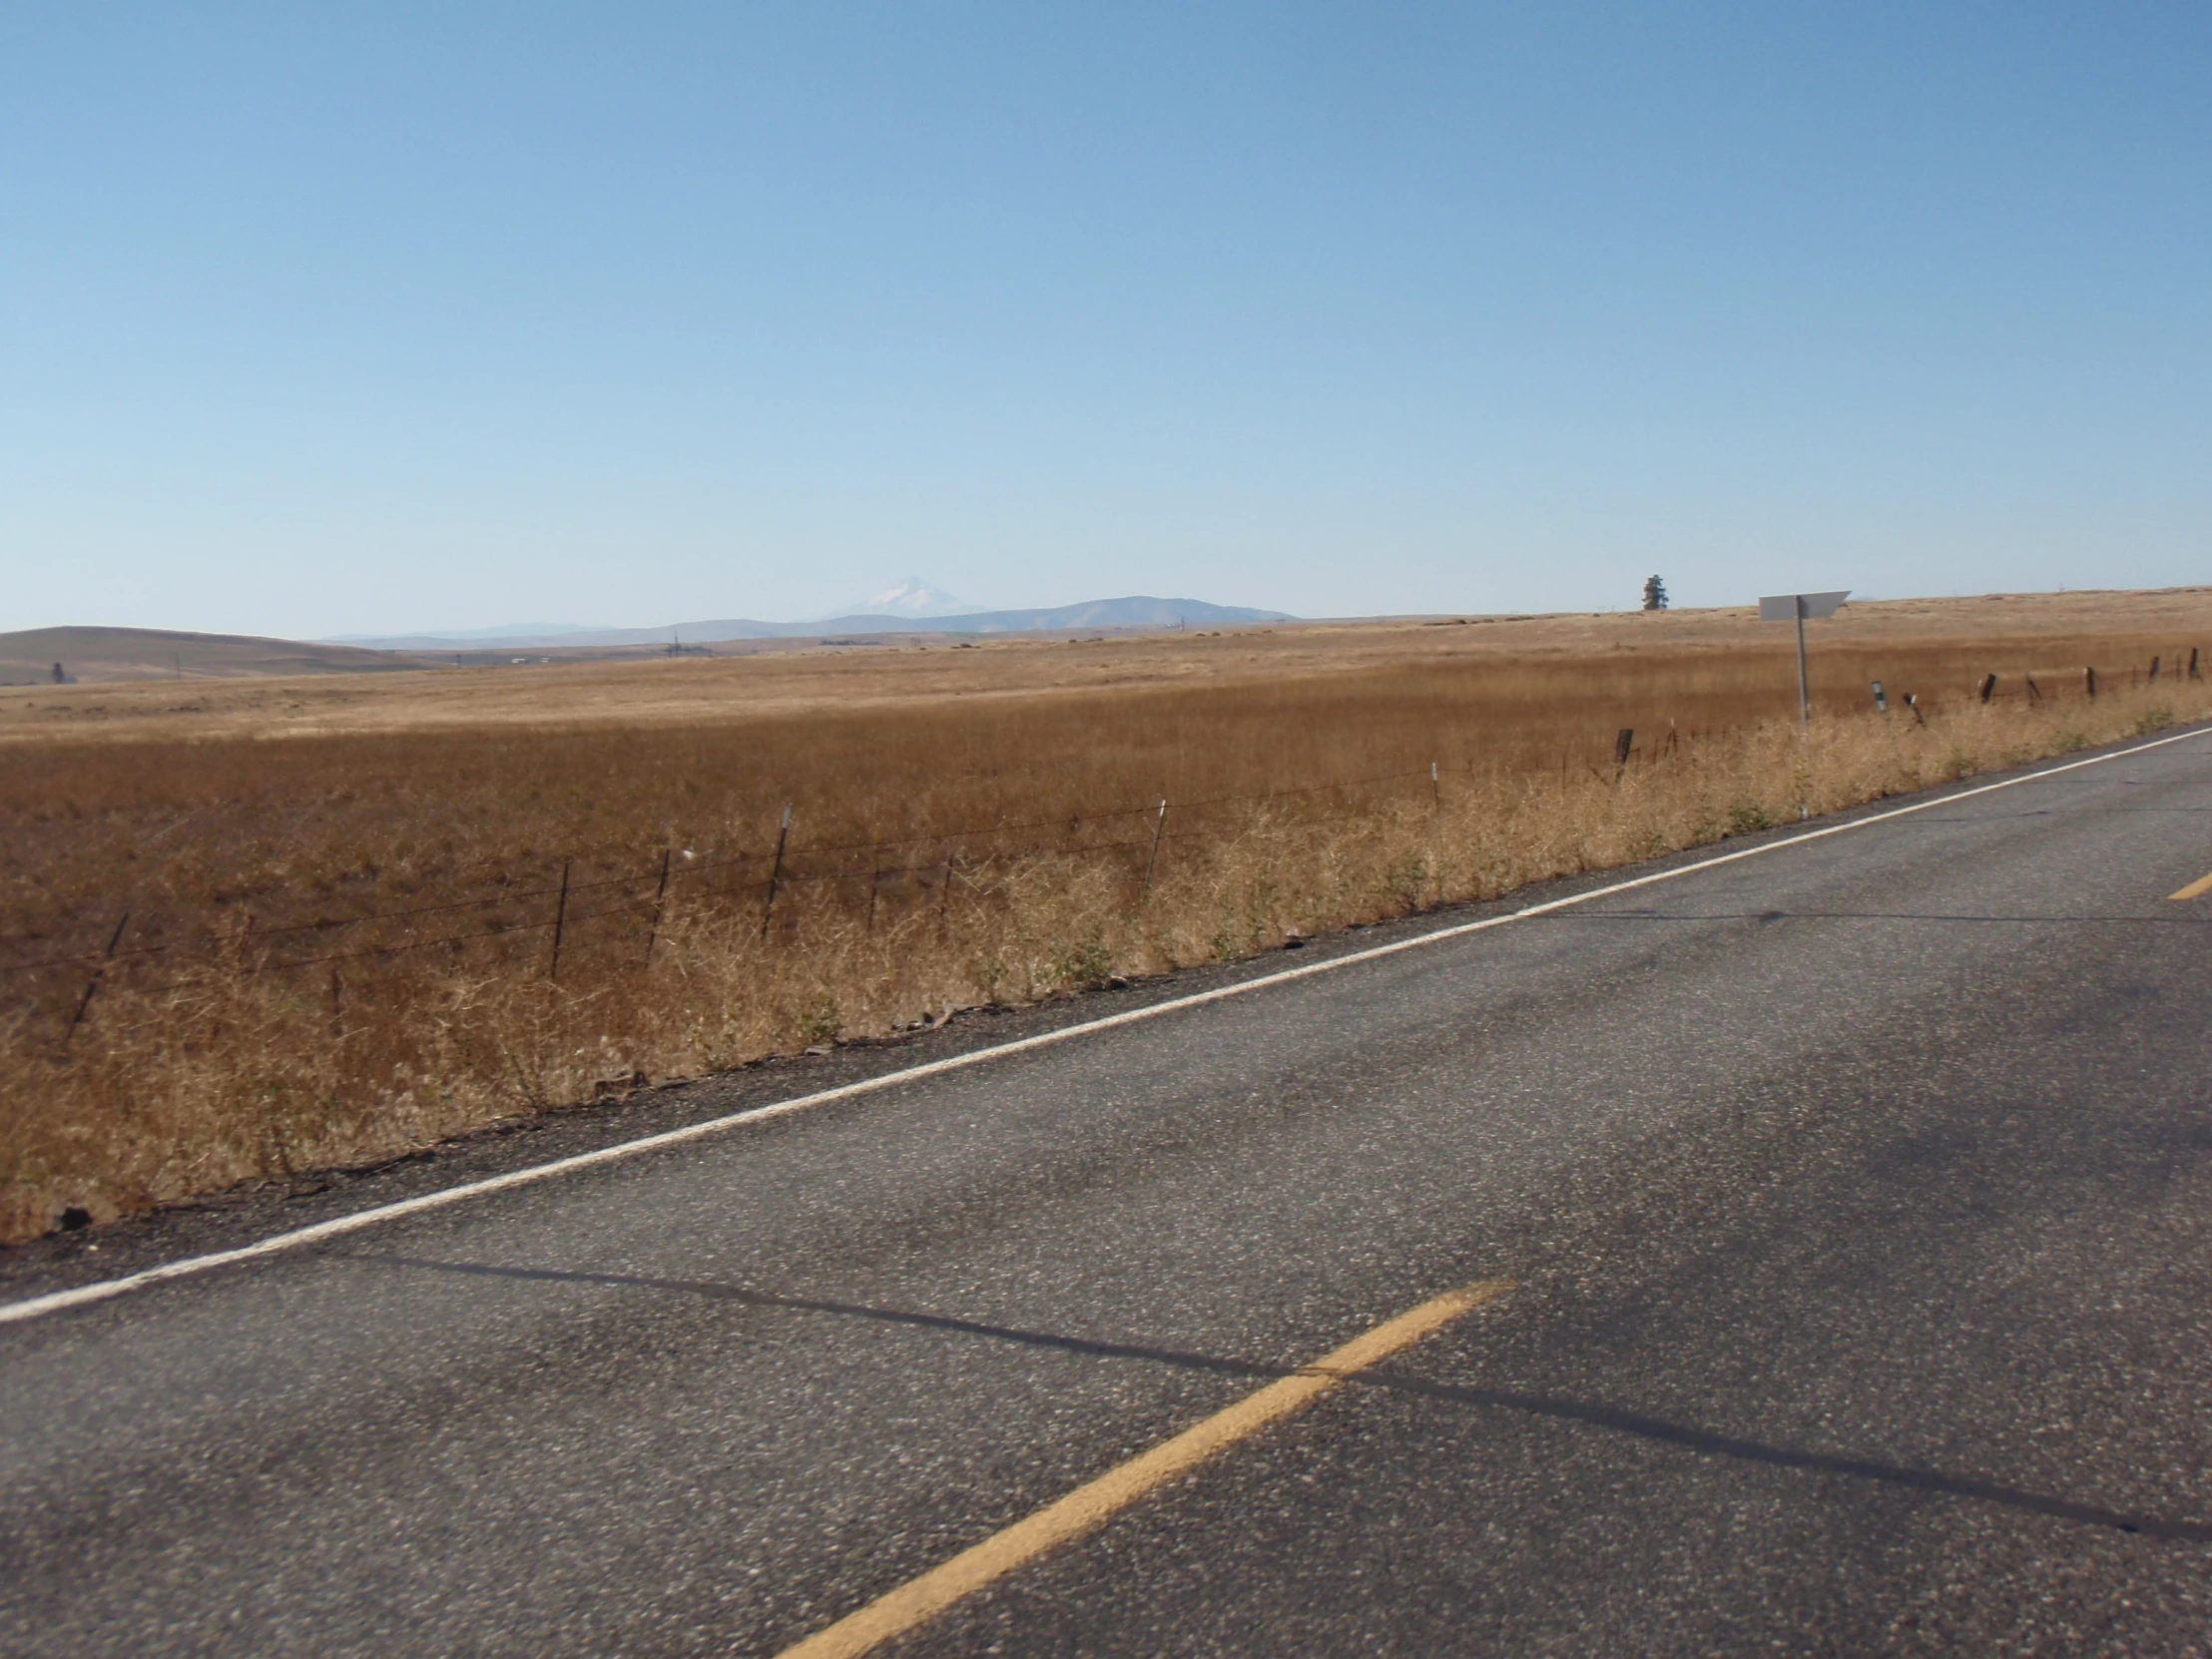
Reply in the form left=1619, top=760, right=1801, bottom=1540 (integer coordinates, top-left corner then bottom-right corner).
left=1760, top=591, right=1850, bottom=622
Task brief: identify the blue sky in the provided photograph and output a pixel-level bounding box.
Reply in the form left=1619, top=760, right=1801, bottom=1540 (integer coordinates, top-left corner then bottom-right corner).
left=4, top=3, right=2207, bottom=636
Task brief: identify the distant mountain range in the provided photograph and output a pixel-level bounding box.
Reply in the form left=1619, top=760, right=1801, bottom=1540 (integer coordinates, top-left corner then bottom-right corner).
left=4, top=594, right=1294, bottom=684
left=331, top=594, right=1291, bottom=651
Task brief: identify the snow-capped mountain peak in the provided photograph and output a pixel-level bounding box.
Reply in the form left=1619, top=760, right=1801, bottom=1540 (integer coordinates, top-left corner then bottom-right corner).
left=821, top=578, right=980, bottom=620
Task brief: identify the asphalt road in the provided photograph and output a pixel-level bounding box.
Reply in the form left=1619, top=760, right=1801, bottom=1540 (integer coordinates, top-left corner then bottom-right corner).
left=7, top=730, right=2212, bottom=1655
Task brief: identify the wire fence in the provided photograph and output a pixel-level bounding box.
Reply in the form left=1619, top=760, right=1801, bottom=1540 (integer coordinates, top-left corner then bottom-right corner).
left=11, top=758, right=1485, bottom=1031
left=11, top=650, right=2198, bottom=1037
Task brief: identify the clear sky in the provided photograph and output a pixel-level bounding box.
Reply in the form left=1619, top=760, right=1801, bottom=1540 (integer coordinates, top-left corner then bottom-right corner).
left=4, top=3, right=2207, bottom=637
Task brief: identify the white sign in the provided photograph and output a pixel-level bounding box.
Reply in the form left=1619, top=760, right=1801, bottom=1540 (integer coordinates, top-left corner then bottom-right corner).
left=1759, top=591, right=1849, bottom=622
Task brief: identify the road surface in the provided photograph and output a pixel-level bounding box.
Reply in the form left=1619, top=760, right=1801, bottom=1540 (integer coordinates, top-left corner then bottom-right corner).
left=5, top=729, right=2212, bottom=1655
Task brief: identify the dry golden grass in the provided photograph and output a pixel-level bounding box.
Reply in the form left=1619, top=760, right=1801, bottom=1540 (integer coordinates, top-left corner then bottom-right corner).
left=3, top=590, right=2208, bottom=1241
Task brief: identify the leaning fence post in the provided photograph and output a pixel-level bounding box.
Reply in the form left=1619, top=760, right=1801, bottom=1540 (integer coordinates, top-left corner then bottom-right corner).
left=1142, top=799, right=1169, bottom=892
left=65, top=909, right=131, bottom=1042
left=1612, top=729, right=1634, bottom=778
left=643, top=846, right=672, bottom=964
left=760, top=804, right=793, bottom=938
left=548, top=859, right=572, bottom=979
left=1978, top=674, right=1997, bottom=704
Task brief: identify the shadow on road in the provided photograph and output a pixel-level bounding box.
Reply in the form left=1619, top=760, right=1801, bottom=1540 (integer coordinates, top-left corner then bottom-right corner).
left=353, top=1253, right=2212, bottom=1546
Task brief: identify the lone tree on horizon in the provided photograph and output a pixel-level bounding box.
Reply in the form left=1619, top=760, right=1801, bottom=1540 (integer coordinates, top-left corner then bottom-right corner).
left=1642, top=575, right=1668, bottom=612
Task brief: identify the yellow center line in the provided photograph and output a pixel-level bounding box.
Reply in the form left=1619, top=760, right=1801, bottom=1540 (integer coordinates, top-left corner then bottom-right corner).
left=2171, top=871, right=2212, bottom=901
left=772, top=1279, right=1515, bottom=1659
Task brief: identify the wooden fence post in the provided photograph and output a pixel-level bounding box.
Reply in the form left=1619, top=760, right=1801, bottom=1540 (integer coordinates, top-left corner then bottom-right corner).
left=1978, top=674, right=1997, bottom=704
left=548, top=859, right=572, bottom=979
left=760, top=805, right=793, bottom=938
left=1612, top=729, right=1634, bottom=776
left=643, top=846, right=672, bottom=963
left=2149, top=655, right=2162, bottom=684
left=2085, top=667, right=2098, bottom=700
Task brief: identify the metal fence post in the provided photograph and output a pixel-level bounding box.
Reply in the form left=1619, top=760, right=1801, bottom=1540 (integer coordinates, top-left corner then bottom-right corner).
left=761, top=805, right=793, bottom=938
left=65, top=909, right=131, bottom=1042
left=1142, top=799, right=1169, bottom=892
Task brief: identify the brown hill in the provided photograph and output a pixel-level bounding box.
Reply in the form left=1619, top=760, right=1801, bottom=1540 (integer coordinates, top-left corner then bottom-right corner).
left=0, top=626, right=435, bottom=685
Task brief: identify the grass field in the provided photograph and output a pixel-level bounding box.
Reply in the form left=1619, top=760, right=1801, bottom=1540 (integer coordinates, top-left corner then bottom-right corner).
left=4, top=589, right=2209, bottom=1241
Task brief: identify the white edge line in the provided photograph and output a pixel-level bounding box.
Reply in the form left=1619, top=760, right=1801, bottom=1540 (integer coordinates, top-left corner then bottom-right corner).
left=6, top=723, right=2207, bottom=1329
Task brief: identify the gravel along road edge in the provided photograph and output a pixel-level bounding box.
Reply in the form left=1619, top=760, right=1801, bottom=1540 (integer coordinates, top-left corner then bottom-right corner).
left=6, top=720, right=2207, bottom=1332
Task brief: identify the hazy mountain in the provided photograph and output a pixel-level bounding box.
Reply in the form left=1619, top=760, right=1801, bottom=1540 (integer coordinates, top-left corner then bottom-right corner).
left=328, top=622, right=588, bottom=643
left=815, top=578, right=978, bottom=620
left=911, top=597, right=1289, bottom=633
left=330, top=596, right=1292, bottom=650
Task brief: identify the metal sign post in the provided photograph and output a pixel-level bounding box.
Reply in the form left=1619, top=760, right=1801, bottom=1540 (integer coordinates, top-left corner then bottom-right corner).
left=1759, top=590, right=1850, bottom=724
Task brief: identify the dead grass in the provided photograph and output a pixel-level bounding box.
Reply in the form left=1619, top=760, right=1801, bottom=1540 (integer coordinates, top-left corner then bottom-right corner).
left=3, top=596, right=2207, bottom=1241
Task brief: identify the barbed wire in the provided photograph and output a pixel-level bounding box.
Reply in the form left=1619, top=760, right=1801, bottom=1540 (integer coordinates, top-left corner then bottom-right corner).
left=0, top=758, right=1485, bottom=983
left=17, top=675, right=2132, bottom=988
